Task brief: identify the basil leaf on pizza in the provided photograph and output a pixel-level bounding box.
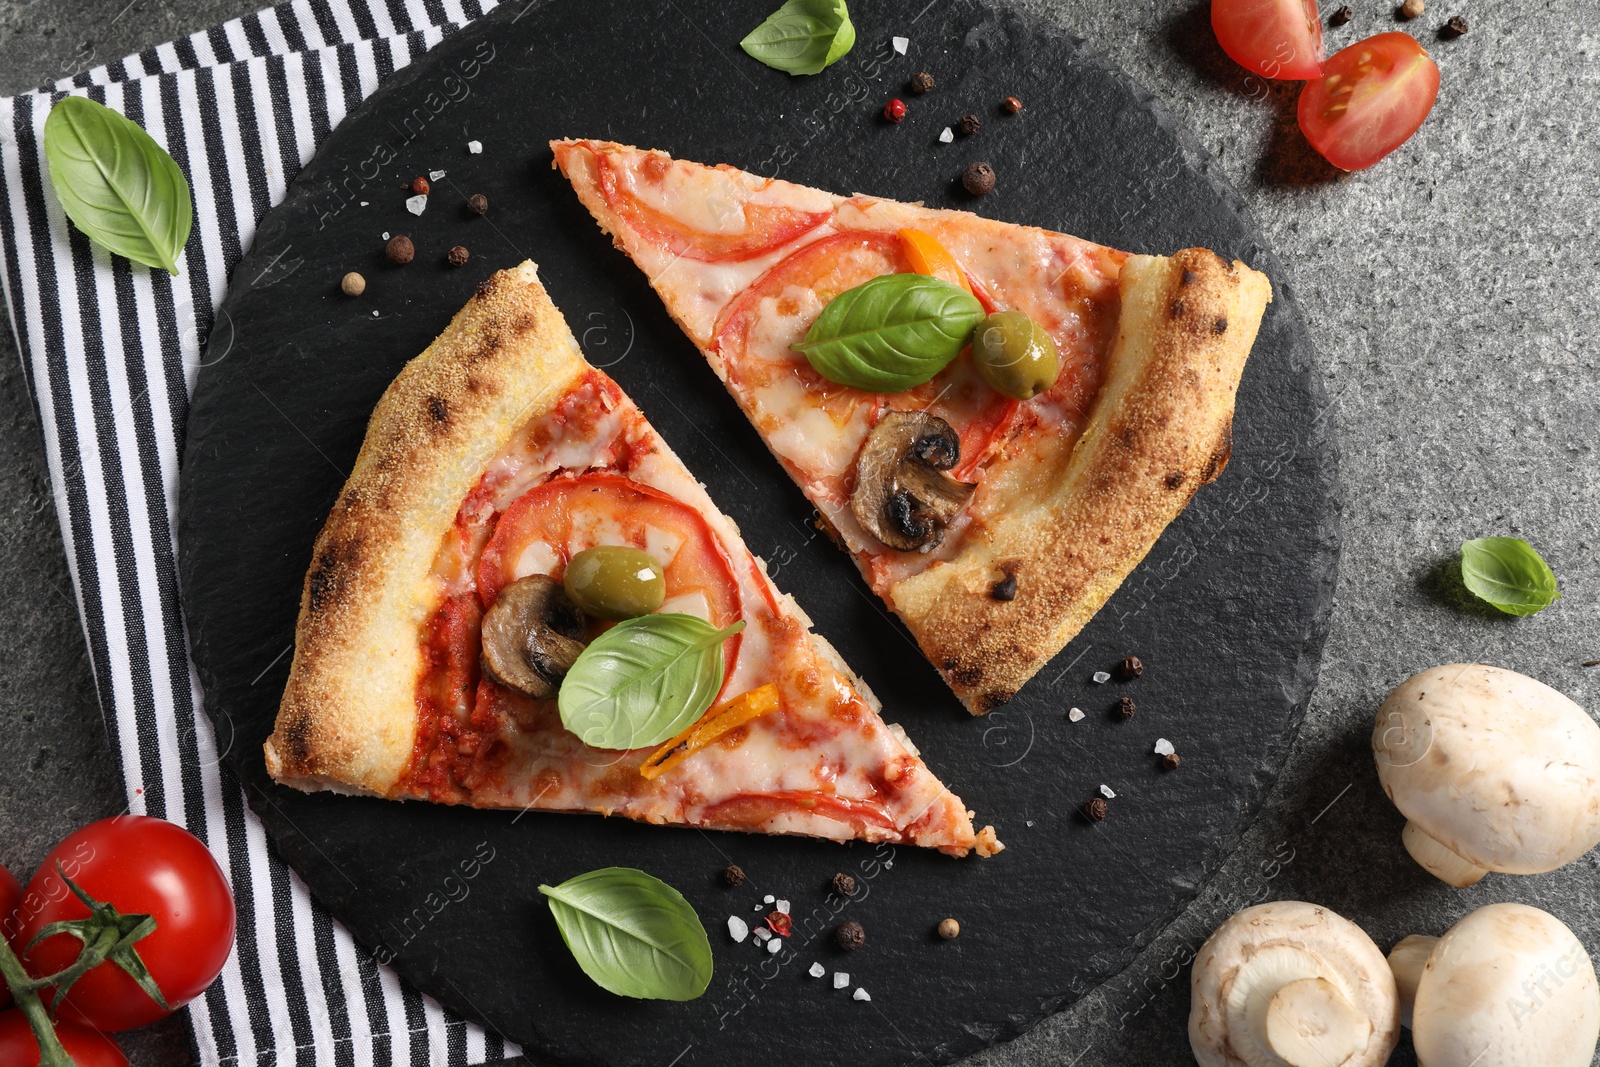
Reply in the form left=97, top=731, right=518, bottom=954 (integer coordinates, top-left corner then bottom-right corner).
left=792, top=273, right=985, bottom=393
left=42, top=95, right=193, bottom=276
left=539, top=867, right=712, bottom=1001
left=1460, top=537, right=1560, bottom=616
left=559, top=614, right=744, bottom=750
left=740, top=0, right=855, bottom=76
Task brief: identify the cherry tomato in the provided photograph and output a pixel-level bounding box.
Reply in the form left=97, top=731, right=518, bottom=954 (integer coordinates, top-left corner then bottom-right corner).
left=1298, top=32, right=1440, bottom=170
left=1211, top=0, right=1325, bottom=80
left=0, top=864, right=20, bottom=1010
left=0, top=1011, right=128, bottom=1067
left=10, top=817, right=235, bottom=1032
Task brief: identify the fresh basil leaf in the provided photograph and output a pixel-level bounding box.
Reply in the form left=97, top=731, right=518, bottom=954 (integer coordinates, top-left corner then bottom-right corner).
left=559, top=613, right=744, bottom=750
left=793, top=273, right=985, bottom=393
left=1460, top=537, right=1561, bottom=617
left=42, top=96, right=192, bottom=276
left=740, top=0, right=856, bottom=76
left=539, top=867, right=712, bottom=1001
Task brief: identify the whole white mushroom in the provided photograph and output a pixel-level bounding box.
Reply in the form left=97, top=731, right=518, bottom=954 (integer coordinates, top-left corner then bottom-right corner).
left=1190, top=900, right=1400, bottom=1067
left=1387, top=903, right=1600, bottom=1067
left=1372, top=663, right=1600, bottom=886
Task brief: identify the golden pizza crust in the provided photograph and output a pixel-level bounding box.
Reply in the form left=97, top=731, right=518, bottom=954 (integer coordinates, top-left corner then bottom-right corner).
left=890, top=249, right=1273, bottom=711
left=265, top=262, right=588, bottom=792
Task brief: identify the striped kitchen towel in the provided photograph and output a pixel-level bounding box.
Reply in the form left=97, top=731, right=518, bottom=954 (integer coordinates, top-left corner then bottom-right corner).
left=0, top=0, right=526, bottom=1063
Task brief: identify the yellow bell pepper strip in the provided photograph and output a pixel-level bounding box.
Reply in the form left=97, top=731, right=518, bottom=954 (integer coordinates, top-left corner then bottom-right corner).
left=897, top=228, right=972, bottom=293
left=639, top=683, right=782, bottom=780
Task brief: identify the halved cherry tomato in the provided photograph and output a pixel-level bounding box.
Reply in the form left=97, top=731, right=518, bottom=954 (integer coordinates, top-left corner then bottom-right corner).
left=594, top=152, right=830, bottom=262
left=0, top=1012, right=127, bottom=1067
left=1299, top=32, right=1439, bottom=170
left=898, top=229, right=972, bottom=293
left=477, top=472, right=747, bottom=694
left=1211, top=0, right=1325, bottom=80
left=0, top=864, right=19, bottom=1010
left=11, top=817, right=235, bottom=1032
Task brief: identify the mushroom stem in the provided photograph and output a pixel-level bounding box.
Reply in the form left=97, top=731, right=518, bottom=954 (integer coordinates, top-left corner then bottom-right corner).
left=1262, top=977, right=1372, bottom=1067
left=1402, top=820, right=1488, bottom=887
left=1386, top=934, right=1437, bottom=1029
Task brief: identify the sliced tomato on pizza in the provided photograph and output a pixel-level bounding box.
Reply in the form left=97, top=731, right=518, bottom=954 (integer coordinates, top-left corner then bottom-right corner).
left=553, top=140, right=1274, bottom=713
left=266, top=261, right=997, bottom=857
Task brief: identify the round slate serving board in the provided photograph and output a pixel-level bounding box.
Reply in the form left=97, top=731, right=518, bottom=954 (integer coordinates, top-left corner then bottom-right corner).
left=178, top=1, right=1340, bottom=1063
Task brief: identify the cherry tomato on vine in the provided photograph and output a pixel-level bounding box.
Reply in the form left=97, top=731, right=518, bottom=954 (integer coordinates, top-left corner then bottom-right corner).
left=0, top=864, right=20, bottom=1010
left=1298, top=32, right=1440, bottom=170
left=1211, top=0, right=1325, bottom=80
left=9, top=817, right=235, bottom=1032
left=0, top=1011, right=128, bottom=1067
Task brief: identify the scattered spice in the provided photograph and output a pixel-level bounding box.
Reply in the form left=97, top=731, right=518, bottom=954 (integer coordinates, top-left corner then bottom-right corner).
left=384, top=234, right=414, bottom=265
left=883, top=98, right=907, bottom=123
left=1329, top=4, right=1353, bottom=25
left=411, top=175, right=431, bottom=195
left=1400, top=0, right=1423, bottom=18
left=467, top=193, right=489, bottom=215
left=765, top=911, right=793, bottom=937
left=990, top=572, right=1017, bottom=601
left=1162, top=752, right=1183, bottom=772
left=1584, top=660, right=1600, bottom=668
left=909, top=71, right=935, bottom=94
left=937, top=918, right=960, bottom=940
left=722, top=864, right=746, bottom=887
left=958, top=113, right=981, bottom=136
left=1115, top=696, right=1137, bottom=721
left=1440, top=14, right=1468, bottom=37
left=962, top=161, right=996, bottom=196
left=836, top=919, right=867, bottom=950
left=1067, top=707, right=1085, bottom=722
left=340, top=272, right=366, bottom=297
left=1083, top=796, right=1109, bottom=822
left=1117, top=654, right=1144, bottom=680
left=831, top=872, right=857, bottom=897
left=1001, top=95, right=1023, bottom=114
left=447, top=245, right=470, bottom=267
left=1091, top=670, right=1111, bottom=684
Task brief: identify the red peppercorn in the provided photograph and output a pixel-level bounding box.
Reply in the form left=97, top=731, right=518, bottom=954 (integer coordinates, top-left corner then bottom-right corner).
left=411, top=176, right=431, bottom=195
left=765, top=912, right=793, bottom=937
left=883, top=98, right=907, bottom=123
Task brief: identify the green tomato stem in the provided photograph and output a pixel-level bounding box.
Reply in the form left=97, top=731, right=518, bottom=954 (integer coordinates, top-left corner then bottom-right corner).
left=0, top=935, right=77, bottom=1067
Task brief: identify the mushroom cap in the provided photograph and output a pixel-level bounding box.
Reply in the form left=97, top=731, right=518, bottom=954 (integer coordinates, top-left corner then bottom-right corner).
left=1373, top=663, right=1600, bottom=874
left=1190, top=901, right=1400, bottom=1067
left=1412, top=903, right=1599, bottom=1067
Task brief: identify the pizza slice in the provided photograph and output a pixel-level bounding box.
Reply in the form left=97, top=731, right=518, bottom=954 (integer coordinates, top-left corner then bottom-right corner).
left=265, top=261, right=998, bottom=857
left=552, top=140, right=1273, bottom=713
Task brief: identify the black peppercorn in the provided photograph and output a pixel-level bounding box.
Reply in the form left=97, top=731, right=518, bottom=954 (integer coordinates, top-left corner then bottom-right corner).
left=958, top=113, right=981, bottom=136
left=909, top=71, right=935, bottom=94
left=831, top=872, right=857, bottom=897
left=467, top=193, right=489, bottom=215
left=1117, top=654, right=1144, bottom=680
left=1001, top=95, right=1022, bottom=114
left=722, top=864, right=746, bottom=887
left=836, top=919, right=866, bottom=950
left=990, top=572, right=1017, bottom=601
left=447, top=245, right=470, bottom=267
left=1162, top=752, right=1182, bottom=772
left=1329, top=5, right=1353, bottom=25
left=962, top=161, right=996, bottom=196
left=1083, top=796, right=1108, bottom=822
left=1115, top=696, right=1136, bottom=721
left=1440, top=14, right=1468, bottom=37
left=384, top=235, right=414, bottom=265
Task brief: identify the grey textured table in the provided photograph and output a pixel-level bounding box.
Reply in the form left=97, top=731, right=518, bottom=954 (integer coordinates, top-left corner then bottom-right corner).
left=1, top=1, right=1596, bottom=1065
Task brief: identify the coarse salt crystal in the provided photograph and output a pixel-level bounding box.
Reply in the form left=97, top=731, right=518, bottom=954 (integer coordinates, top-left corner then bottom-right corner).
left=833, top=972, right=850, bottom=989
left=359, top=201, right=369, bottom=207
left=767, top=938, right=782, bottom=954
left=892, top=36, right=909, bottom=54
left=430, top=169, right=446, bottom=181
left=1100, top=784, right=1117, bottom=799
left=1092, top=671, right=1111, bottom=684
left=381, top=231, right=390, bottom=241
left=764, top=894, right=775, bottom=904
left=939, top=127, right=954, bottom=143
left=809, top=962, right=825, bottom=978
left=371, top=310, right=379, bottom=317
left=467, top=140, right=482, bottom=154
left=754, top=903, right=764, bottom=911
left=1026, top=820, right=1035, bottom=827
left=405, top=194, right=427, bottom=215
left=728, top=916, right=749, bottom=943
left=776, top=899, right=790, bottom=914
left=884, top=860, right=893, bottom=870
left=1068, top=707, right=1085, bottom=722
left=753, top=926, right=771, bottom=941
left=1154, top=738, right=1176, bottom=756
left=853, top=987, right=872, bottom=1001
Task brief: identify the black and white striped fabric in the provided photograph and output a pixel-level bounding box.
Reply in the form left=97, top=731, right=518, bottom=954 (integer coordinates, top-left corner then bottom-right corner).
left=0, top=0, right=524, bottom=1063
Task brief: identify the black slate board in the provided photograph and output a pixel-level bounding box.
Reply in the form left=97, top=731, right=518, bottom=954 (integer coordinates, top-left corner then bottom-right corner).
left=178, top=1, right=1340, bottom=1063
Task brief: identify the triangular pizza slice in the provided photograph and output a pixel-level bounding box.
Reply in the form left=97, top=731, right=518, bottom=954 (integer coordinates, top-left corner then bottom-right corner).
left=266, top=261, right=997, bottom=857
left=553, top=140, right=1273, bottom=713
